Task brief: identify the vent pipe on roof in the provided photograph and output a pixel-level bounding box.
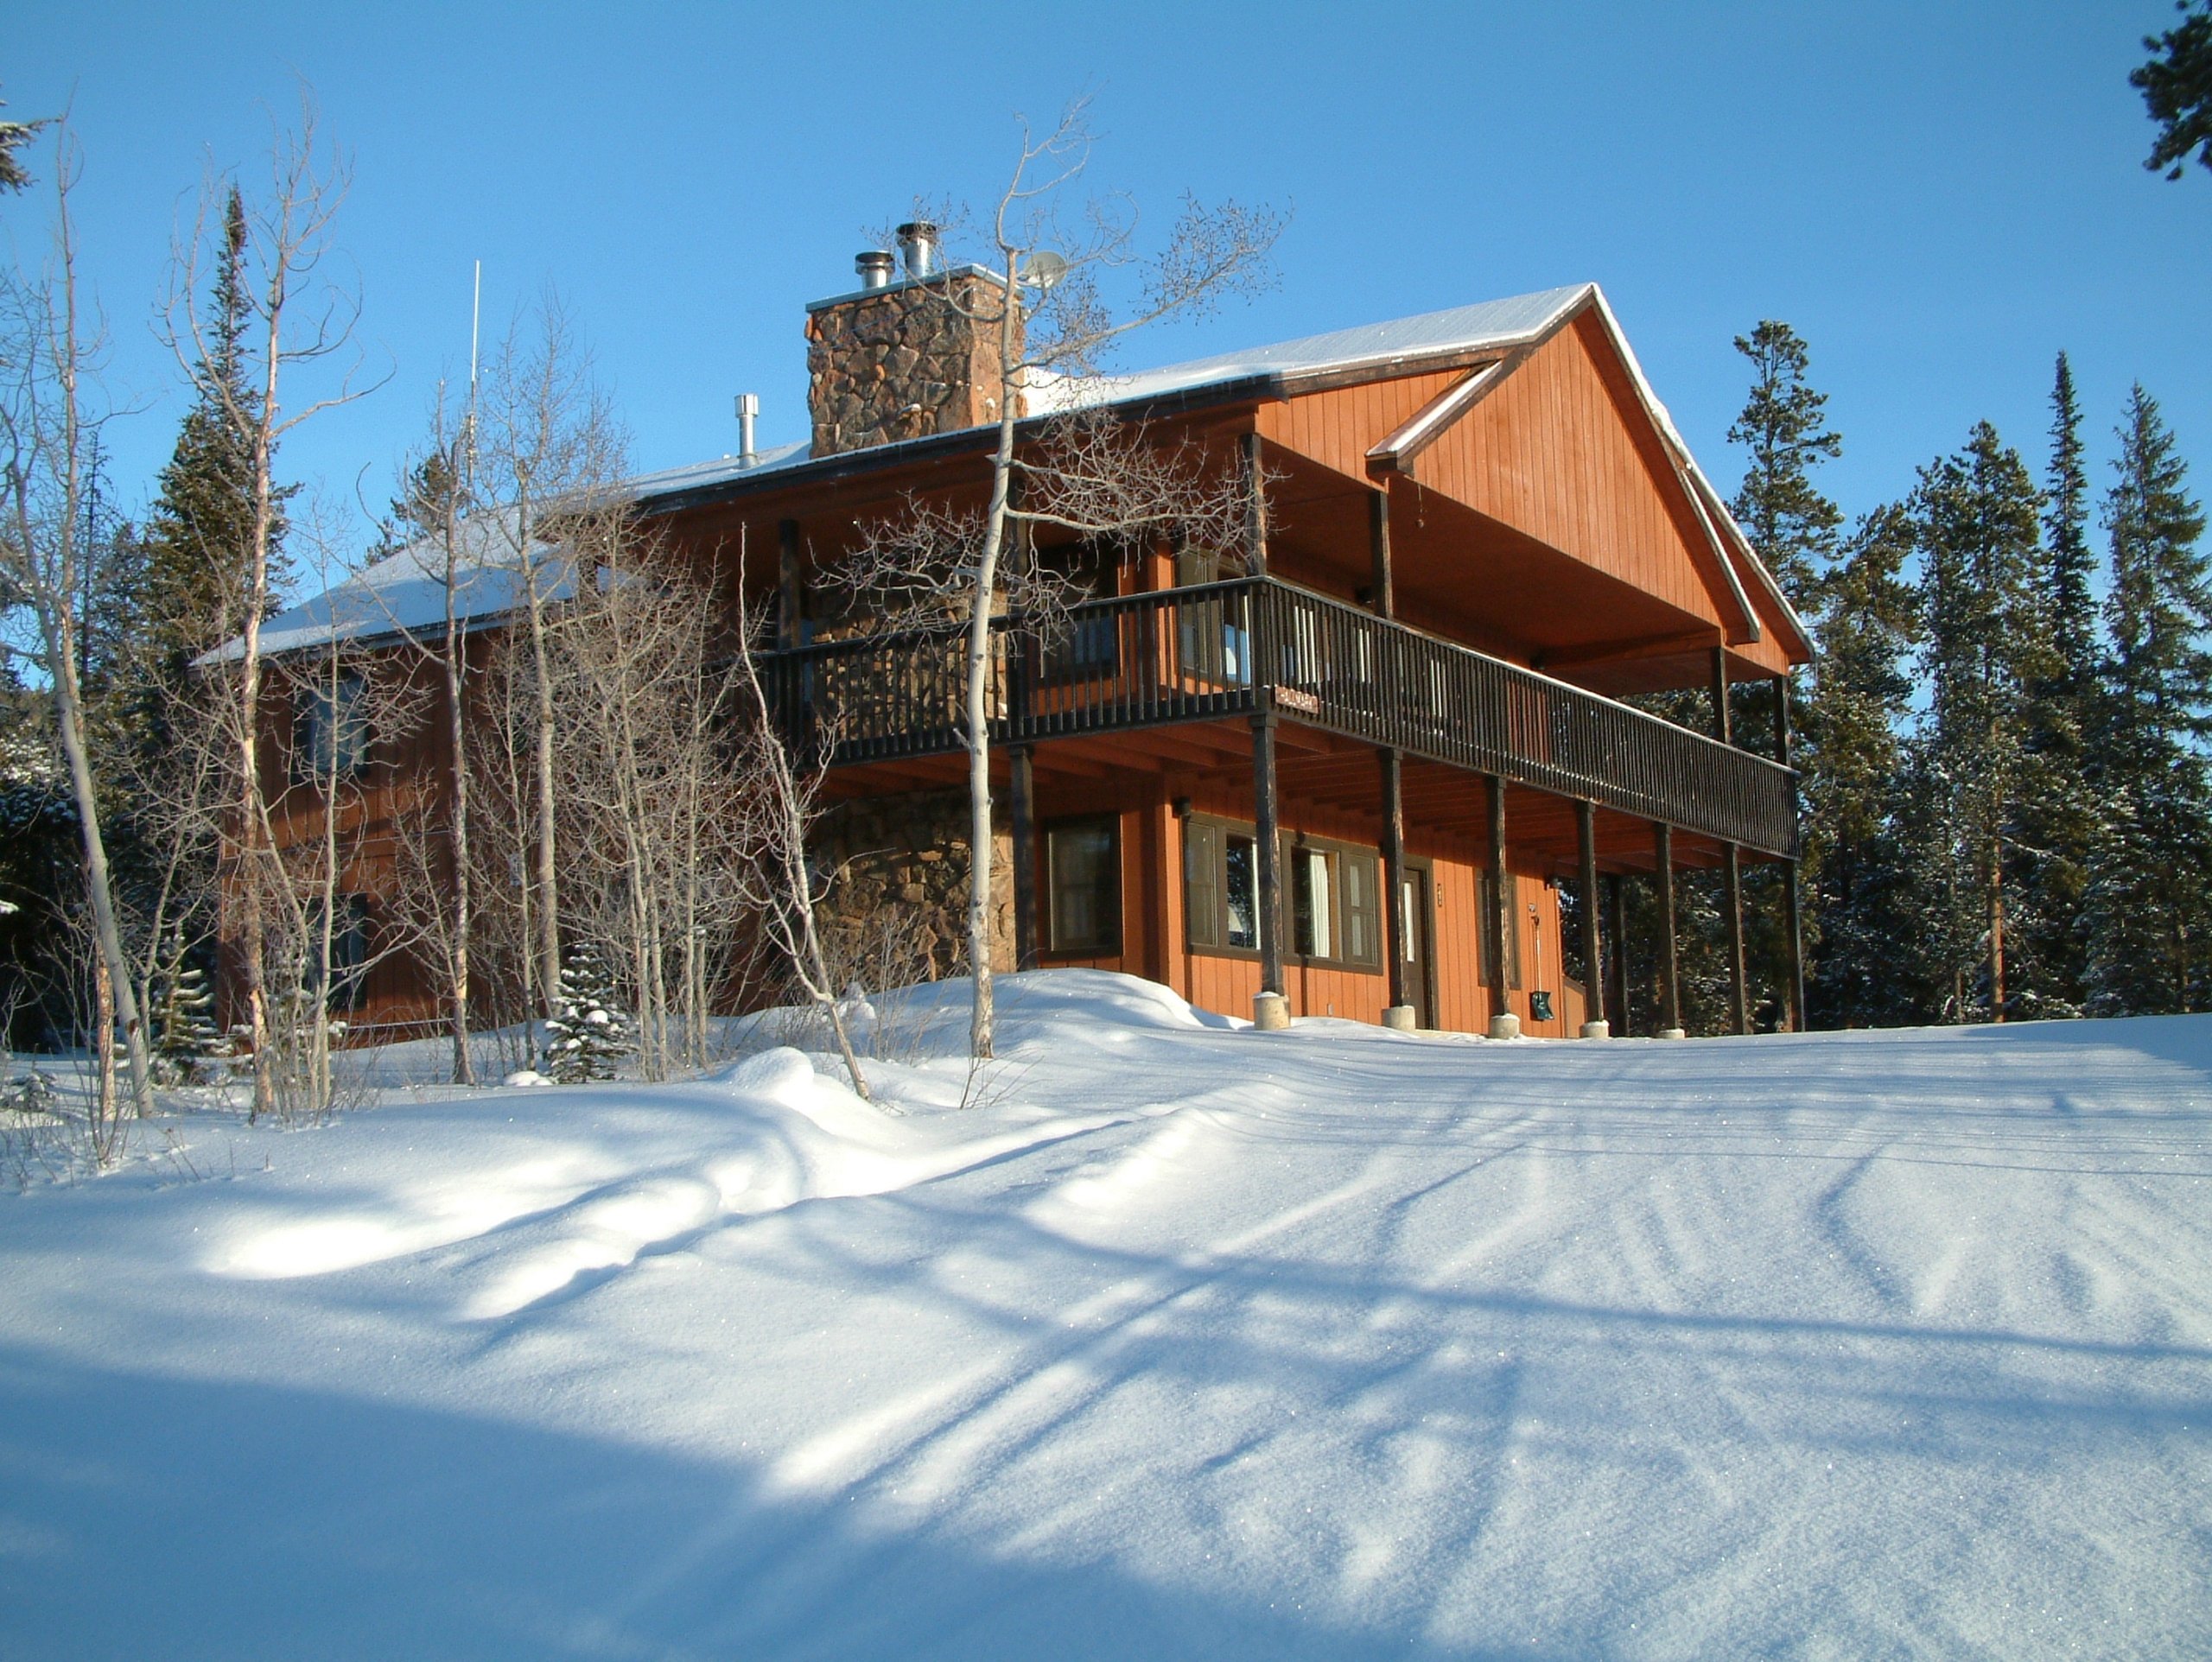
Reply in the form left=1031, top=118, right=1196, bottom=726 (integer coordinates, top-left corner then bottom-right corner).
left=855, top=250, right=894, bottom=290
left=735, top=392, right=759, bottom=465
left=896, top=220, right=939, bottom=280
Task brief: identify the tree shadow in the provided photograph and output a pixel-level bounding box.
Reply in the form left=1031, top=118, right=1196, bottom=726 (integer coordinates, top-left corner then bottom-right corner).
left=0, top=1343, right=1562, bottom=1661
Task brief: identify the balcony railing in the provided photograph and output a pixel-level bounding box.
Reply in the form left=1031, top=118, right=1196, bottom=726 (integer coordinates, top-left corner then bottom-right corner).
left=761, top=577, right=1800, bottom=857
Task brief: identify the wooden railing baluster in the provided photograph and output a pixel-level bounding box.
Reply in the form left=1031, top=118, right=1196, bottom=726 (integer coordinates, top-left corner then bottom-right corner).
left=757, top=576, right=1798, bottom=856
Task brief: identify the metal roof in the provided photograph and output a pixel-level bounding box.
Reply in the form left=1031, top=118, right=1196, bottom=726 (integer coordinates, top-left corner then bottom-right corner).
left=1026, top=284, right=1590, bottom=412
left=214, top=282, right=1808, bottom=663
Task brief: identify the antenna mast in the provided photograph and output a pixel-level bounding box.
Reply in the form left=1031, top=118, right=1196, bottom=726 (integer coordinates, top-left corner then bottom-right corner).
left=464, top=259, right=482, bottom=484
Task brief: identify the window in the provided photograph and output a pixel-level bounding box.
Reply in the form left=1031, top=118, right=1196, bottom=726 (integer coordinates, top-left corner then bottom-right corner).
left=1224, top=834, right=1258, bottom=949
left=296, top=672, right=370, bottom=781
left=1293, top=847, right=1333, bottom=959
left=1039, top=543, right=1121, bottom=680
left=1185, top=820, right=1223, bottom=948
left=1175, top=545, right=1249, bottom=686
left=1047, top=818, right=1120, bottom=955
left=314, top=895, right=373, bottom=1012
left=1344, top=849, right=1381, bottom=967
left=1182, top=816, right=1376, bottom=968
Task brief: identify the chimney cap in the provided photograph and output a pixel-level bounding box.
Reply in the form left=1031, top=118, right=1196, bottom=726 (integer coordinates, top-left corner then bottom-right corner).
left=895, top=220, right=941, bottom=280
left=855, top=250, right=895, bottom=289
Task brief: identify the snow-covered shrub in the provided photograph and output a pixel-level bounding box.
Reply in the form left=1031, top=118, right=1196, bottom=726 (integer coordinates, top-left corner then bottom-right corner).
left=538, top=947, right=637, bottom=1082
left=150, top=935, right=230, bottom=1084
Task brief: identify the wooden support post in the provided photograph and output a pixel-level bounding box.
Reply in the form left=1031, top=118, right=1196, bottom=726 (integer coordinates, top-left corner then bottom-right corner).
left=1251, top=710, right=1287, bottom=1029
left=1605, top=872, right=1629, bottom=1038
left=777, top=518, right=802, bottom=650
left=1724, top=842, right=1750, bottom=1036
left=1485, top=774, right=1516, bottom=1038
left=1379, top=747, right=1411, bottom=1028
left=1368, top=487, right=1394, bottom=620
left=1010, top=745, right=1038, bottom=973
left=1576, top=799, right=1607, bottom=1037
left=1710, top=643, right=1732, bottom=744
left=1774, top=676, right=1807, bottom=1032
left=1243, top=431, right=1269, bottom=577
left=1655, top=821, right=1682, bottom=1037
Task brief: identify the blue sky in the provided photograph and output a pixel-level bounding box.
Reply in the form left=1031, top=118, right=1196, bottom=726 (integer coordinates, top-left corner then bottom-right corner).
left=11, top=1, right=2209, bottom=581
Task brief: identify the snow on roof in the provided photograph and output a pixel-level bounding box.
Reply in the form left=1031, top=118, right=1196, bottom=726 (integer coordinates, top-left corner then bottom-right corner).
left=615, top=439, right=811, bottom=500
left=202, top=443, right=814, bottom=664
left=200, top=510, right=571, bottom=664
left=221, top=285, right=1807, bottom=663
left=1026, top=283, right=1591, bottom=413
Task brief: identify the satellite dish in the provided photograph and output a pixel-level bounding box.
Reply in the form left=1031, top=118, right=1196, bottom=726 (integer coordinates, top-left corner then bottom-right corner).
left=1024, top=250, right=1069, bottom=291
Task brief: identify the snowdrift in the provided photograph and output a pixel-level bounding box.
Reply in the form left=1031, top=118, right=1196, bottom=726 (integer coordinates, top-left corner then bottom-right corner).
left=1, top=970, right=2207, bottom=1659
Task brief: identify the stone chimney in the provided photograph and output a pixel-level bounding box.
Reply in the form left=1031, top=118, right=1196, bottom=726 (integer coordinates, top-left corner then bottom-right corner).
left=805, top=222, right=1023, bottom=458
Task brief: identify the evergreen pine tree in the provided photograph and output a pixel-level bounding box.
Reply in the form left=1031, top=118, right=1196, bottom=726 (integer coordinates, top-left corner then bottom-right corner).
left=537, top=946, right=636, bottom=1082
left=1904, top=422, right=2054, bottom=1022
left=2045, top=355, right=2101, bottom=695
left=99, top=186, right=289, bottom=1024
left=150, top=932, right=225, bottom=1082
left=135, top=187, right=289, bottom=695
left=2133, top=0, right=2212, bottom=180
left=0, top=92, right=47, bottom=194
left=2008, top=355, right=2102, bottom=1016
left=1725, top=320, right=1843, bottom=1028
left=1803, top=504, right=1922, bottom=1026
left=1727, top=321, right=1844, bottom=610
left=2082, top=384, right=2212, bottom=1013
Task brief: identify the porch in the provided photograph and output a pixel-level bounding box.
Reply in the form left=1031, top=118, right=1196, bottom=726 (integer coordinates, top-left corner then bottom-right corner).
left=763, top=574, right=1803, bottom=1036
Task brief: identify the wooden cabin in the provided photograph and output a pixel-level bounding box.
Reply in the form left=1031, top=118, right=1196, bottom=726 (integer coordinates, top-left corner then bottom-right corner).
left=232, top=251, right=1810, bottom=1043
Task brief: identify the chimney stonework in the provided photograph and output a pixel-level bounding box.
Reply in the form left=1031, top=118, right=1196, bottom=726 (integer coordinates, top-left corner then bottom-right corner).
left=805, top=269, right=1022, bottom=458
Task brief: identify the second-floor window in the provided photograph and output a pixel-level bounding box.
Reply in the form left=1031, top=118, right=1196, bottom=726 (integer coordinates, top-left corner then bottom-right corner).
left=1174, top=545, right=1249, bottom=686
left=296, top=672, right=370, bottom=782
left=1039, top=542, right=1121, bottom=680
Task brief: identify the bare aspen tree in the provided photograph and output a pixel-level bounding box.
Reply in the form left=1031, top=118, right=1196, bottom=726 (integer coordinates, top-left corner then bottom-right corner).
left=727, top=538, right=871, bottom=1100
left=471, top=302, right=625, bottom=1019
left=373, top=410, right=481, bottom=1083
left=260, top=624, right=418, bottom=1122
left=838, top=103, right=1278, bottom=1057
left=118, top=670, right=226, bottom=1083
left=544, top=519, right=755, bottom=1079
left=0, top=119, right=156, bottom=1122
left=166, top=98, right=368, bottom=1120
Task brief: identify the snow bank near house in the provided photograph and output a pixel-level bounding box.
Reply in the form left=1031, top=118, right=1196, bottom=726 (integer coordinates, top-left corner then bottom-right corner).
left=1, top=970, right=2208, bottom=1659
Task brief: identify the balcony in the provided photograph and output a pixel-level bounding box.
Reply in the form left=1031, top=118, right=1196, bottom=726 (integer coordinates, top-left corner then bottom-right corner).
left=762, top=576, right=1799, bottom=858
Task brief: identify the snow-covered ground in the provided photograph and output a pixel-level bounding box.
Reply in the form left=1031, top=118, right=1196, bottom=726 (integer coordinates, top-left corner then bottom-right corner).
left=3, top=970, right=2208, bottom=1659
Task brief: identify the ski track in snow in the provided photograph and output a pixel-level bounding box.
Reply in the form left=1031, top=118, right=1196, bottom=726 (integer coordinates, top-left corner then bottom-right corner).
left=1, top=971, right=2209, bottom=1659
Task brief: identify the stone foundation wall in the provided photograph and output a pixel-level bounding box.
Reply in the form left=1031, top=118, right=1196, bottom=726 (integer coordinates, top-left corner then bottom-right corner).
left=810, top=788, right=1016, bottom=987
left=805, top=271, right=1021, bottom=457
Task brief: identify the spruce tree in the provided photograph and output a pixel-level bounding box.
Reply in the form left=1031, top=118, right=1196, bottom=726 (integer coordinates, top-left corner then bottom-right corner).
left=1727, top=321, right=1844, bottom=609
left=2133, top=0, right=2212, bottom=180
left=538, top=946, right=636, bottom=1082
left=111, top=186, right=290, bottom=1031
left=2007, top=355, right=2102, bottom=1017
left=150, top=932, right=225, bottom=1082
left=136, top=187, right=288, bottom=690
left=1904, top=422, right=2054, bottom=1022
left=2045, top=356, right=2100, bottom=695
left=0, top=92, right=46, bottom=194
left=2082, top=384, right=2212, bottom=1013
left=1803, top=504, right=1921, bottom=1027
left=1725, top=320, right=1843, bottom=1028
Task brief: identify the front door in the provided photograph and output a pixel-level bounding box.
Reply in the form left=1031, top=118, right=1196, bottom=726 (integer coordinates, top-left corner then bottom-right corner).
left=1399, top=862, right=1434, bottom=1029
